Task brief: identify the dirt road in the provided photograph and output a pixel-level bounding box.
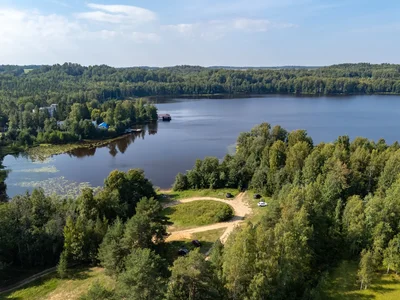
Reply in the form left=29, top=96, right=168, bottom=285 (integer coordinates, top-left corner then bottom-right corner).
left=164, top=192, right=251, bottom=243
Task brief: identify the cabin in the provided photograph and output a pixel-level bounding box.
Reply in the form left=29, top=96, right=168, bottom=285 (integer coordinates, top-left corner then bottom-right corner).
left=34, top=104, right=58, bottom=117
left=158, top=114, right=172, bottom=121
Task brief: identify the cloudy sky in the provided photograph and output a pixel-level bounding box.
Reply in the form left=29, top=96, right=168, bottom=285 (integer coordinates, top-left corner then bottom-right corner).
left=0, top=0, right=400, bottom=66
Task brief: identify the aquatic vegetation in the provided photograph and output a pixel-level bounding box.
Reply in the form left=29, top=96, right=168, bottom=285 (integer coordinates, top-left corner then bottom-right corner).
left=14, top=166, right=59, bottom=173
left=13, top=176, right=101, bottom=198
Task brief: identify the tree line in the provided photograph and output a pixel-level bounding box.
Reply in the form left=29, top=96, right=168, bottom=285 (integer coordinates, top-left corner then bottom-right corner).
left=0, top=167, right=226, bottom=299
left=173, top=123, right=400, bottom=298
left=3, top=123, right=400, bottom=298
left=1, top=98, right=157, bottom=147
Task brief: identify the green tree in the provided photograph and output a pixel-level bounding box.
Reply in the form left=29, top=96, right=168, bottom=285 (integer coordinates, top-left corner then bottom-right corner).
left=98, top=218, right=126, bottom=276
left=173, top=173, right=189, bottom=191
left=342, top=195, right=366, bottom=255
left=167, top=250, right=222, bottom=300
left=358, top=249, right=375, bottom=290
left=57, top=251, right=68, bottom=279
left=383, top=234, right=400, bottom=274
left=117, top=248, right=166, bottom=300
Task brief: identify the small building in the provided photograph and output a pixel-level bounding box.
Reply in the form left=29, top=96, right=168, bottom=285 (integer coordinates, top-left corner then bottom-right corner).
left=35, top=104, right=58, bottom=118
left=98, top=122, right=109, bottom=129
left=158, top=114, right=172, bottom=121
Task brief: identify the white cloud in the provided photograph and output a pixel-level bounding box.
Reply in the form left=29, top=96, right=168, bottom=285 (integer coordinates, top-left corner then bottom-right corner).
left=162, top=18, right=297, bottom=40
left=131, top=32, right=161, bottom=43
left=76, top=3, right=156, bottom=24
left=162, top=24, right=194, bottom=35
left=0, top=7, right=160, bottom=65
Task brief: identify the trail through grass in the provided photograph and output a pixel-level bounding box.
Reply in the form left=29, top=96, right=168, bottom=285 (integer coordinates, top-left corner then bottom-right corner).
left=0, top=267, right=114, bottom=300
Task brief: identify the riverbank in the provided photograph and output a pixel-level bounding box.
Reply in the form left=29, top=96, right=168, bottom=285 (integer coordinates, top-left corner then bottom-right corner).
left=26, top=133, right=137, bottom=161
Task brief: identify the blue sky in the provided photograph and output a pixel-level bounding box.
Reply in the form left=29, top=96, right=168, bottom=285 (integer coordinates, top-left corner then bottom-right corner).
left=0, top=0, right=400, bottom=66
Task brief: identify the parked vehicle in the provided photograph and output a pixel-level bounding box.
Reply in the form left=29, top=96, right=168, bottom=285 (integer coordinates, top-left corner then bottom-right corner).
left=258, top=201, right=267, bottom=207
left=178, top=248, right=189, bottom=256
left=226, top=193, right=233, bottom=198
left=253, top=193, right=261, bottom=199
left=192, top=240, right=201, bottom=247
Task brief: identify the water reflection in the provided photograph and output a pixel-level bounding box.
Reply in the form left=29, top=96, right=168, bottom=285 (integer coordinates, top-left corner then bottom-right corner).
left=68, top=124, right=157, bottom=159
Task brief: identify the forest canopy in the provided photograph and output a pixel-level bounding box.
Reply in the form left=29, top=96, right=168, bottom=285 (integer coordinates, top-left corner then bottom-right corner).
left=2, top=123, right=400, bottom=298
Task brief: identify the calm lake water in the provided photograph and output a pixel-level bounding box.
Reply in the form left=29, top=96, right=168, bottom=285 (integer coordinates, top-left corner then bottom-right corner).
left=4, top=95, right=400, bottom=197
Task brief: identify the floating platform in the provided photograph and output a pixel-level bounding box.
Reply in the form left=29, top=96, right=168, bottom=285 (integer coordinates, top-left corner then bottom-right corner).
left=158, top=114, right=172, bottom=121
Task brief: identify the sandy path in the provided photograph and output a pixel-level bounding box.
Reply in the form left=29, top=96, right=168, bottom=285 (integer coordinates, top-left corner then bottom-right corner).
left=164, top=192, right=251, bottom=244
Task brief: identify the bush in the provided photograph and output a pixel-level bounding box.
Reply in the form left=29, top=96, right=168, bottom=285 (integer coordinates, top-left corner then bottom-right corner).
left=79, top=281, right=113, bottom=300
left=215, top=205, right=234, bottom=222
left=173, top=173, right=188, bottom=191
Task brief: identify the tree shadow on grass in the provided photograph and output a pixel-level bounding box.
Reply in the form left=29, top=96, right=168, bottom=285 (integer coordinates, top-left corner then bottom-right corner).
left=155, top=240, right=214, bottom=265
left=68, top=268, right=91, bottom=281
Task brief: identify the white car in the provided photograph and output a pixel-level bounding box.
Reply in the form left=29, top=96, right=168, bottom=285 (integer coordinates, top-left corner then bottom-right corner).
left=258, top=201, right=267, bottom=207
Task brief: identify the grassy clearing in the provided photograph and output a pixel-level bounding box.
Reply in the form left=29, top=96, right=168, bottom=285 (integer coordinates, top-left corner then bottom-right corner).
left=319, top=260, right=400, bottom=300
left=163, top=201, right=233, bottom=230
left=161, top=188, right=239, bottom=201
left=244, top=191, right=274, bottom=224
left=157, top=228, right=226, bottom=263
left=0, top=267, right=114, bottom=300
left=192, top=228, right=226, bottom=243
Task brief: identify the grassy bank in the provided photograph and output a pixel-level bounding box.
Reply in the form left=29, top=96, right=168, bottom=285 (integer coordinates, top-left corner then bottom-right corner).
left=26, top=134, right=134, bottom=160
left=0, top=267, right=114, bottom=300
left=163, top=201, right=233, bottom=230
left=319, top=260, right=400, bottom=300
left=161, top=188, right=238, bottom=201
left=192, top=228, right=226, bottom=243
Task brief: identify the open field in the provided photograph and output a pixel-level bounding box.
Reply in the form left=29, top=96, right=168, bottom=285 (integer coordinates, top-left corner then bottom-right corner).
left=0, top=267, right=114, bottom=300
left=319, top=260, right=400, bottom=300
left=162, top=200, right=233, bottom=230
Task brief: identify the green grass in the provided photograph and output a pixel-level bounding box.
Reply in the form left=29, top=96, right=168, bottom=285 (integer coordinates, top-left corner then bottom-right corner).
left=161, top=188, right=239, bottom=201
left=319, top=260, right=400, bottom=300
left=244, top=190, right=274, bottom=224
left=0, top=267, right=114, bottom=300
left=192, top=228, right=226, bottom=243
left=163, top=201, right=233, bottom=230
left=157, top=228, right=226, bottom=264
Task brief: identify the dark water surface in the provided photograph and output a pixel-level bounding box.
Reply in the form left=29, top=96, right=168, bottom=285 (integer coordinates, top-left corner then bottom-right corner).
left=4, top=95, right=400, bottom=197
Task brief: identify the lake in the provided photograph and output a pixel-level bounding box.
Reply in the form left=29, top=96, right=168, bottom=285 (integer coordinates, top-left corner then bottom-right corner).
left=4, top=94, right=400, bottom=197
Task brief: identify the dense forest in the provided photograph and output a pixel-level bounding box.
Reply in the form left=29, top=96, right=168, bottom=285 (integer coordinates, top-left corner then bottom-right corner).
left=2, top=123, right=400, bottom=299
left=173, top=123, right=400, bottom=298
left=1, top=62, right=400, bottom=147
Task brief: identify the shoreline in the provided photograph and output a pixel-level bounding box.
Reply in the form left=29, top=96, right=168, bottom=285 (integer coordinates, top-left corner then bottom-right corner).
left=26, top=133, right=138, bottom=161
